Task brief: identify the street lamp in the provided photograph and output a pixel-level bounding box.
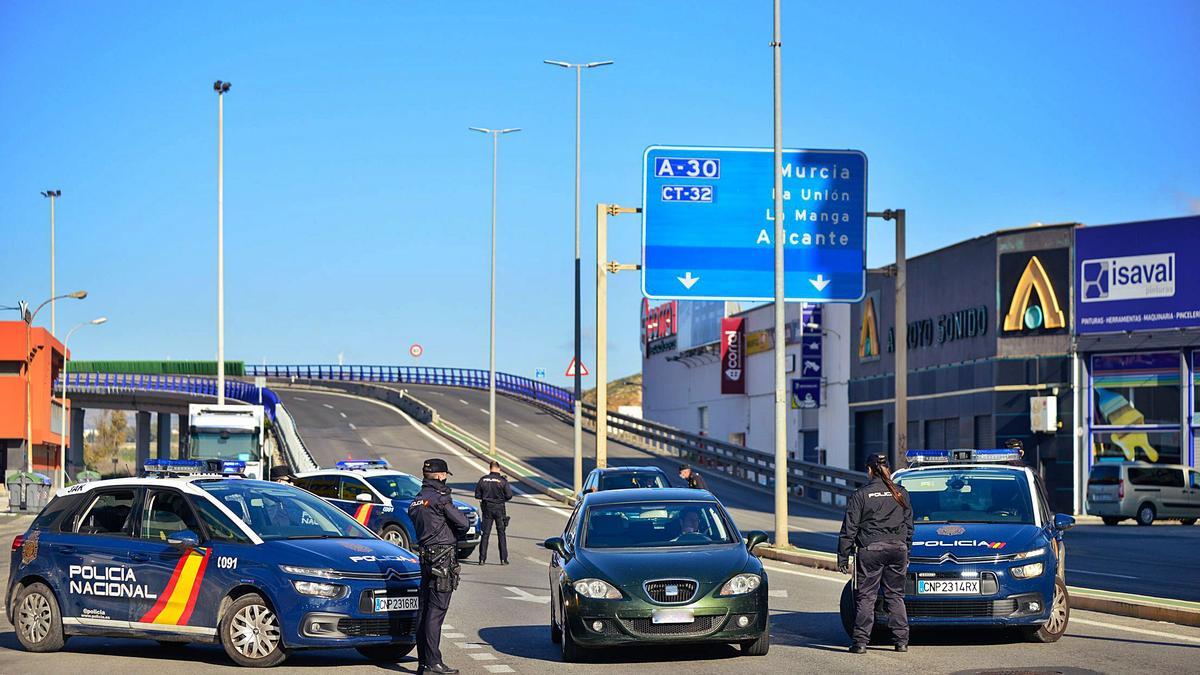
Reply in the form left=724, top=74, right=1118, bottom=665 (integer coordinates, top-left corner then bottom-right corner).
left=40, top=190, right=63, bottom=336
left=21, top=290, right=86, bottom=510
left=470, top=126, right=521, bottom=456
left=543, top=58, right=612, bottom=493
left=58, top=317, right=106, bottom=489
left=214, top=79, right=231, bottom=404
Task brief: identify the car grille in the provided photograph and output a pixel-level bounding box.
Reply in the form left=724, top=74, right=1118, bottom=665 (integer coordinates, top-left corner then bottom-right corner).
left=902, top=599, right=1018, bottom=618
left=337, top=617, right=417, bottom=638
left=644, top=579, right=698, bottom=604
left=620, top=615, right=720, bottom=636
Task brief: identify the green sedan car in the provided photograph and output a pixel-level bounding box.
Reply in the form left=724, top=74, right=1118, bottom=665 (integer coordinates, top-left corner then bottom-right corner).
left=542, top=488, right=770, bottom=661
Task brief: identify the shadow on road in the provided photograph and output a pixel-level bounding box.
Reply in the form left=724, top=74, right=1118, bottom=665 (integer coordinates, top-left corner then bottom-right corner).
left=478, top=623, right=745, bottom=664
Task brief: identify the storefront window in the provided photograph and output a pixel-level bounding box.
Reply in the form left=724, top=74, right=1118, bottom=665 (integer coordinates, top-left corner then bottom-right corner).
left=1092, top=430, right=1181, bottom=465
left=1091, top=352, right=1181, bottom=427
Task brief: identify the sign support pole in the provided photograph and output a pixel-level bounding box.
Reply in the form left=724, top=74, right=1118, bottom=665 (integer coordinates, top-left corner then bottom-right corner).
left=869, top=208, right=907, bottom=468
left=595, top=203, right=641, bottom=471
left=771, top=0, right=789, bottom=550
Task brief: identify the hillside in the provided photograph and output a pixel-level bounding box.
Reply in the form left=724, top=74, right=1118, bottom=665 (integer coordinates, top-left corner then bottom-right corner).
left=582, top=372, right=642, bottom=410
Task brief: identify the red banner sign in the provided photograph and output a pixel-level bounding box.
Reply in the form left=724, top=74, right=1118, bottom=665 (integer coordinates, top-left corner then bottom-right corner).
left=642, top=299, right=678, bottom=352
left=721, top=317, right=746, bottom=394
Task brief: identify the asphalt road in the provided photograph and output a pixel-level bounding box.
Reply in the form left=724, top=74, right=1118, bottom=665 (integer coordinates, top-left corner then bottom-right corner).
left=392, top=384, right=1200, bottom=603
left=1, top=387, right=1198, bottom=674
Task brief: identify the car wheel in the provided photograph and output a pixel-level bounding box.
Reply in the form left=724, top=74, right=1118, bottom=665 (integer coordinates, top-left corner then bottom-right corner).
left=381, top=524, right=411, bottom=549
left=14, top=582, right=65, bottom=653
left=220, top=593, right=287, bottom=667
left=740, top=616, right=770, bottom=656
left=1022, top=577, right=1070, bottom=643
left=1181, top=518, right=1197, bottom=526
left=838, top=580, right=855, bottom=639
left=559, top=601, right=584, bottom=662
left=356, top=643, right=416, bottom=661
left=1136, top=503, right=1156, bottom=526
left=457, top=546, right=477, bottom=560
left=549, top=595, right=562, bottom=644
left=1101, top=517, right=1122, bottom=526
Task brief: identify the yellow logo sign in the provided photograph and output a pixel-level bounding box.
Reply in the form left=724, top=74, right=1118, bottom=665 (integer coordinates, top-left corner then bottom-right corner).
left=859, top=295, right=879, bottom=359
left=1003, top=255, right=1065, bottom=332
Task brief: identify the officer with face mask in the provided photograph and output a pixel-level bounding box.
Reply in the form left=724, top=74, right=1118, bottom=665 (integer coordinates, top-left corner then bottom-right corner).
left=837, top=453, right=913, bottom=654
left=409, top=458, right=469, bottom=674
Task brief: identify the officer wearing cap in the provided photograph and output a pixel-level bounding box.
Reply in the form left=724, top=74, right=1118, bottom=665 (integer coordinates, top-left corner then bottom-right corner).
left=474, top=460, right=513, bottom=565
left=837, top=453, right=913, bottom=654
left=1005, top=438, right=1028, bottom=466
left=409, top=458, right=469, bottom=675
left=679, top=464, right=708, bottom=491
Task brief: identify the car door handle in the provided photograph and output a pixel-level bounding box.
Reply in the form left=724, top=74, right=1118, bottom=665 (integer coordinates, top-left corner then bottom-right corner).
left=58, top=545, right=75, bottom=554
left=130, top=553, right=151, bottom=562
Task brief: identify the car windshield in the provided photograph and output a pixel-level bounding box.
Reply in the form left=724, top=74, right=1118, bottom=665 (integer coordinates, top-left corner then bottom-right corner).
left=896, top=469, right=1035, bottom=525
left=366, top=473, right=423, bottom=500
left=582, top=501, right=736, bottom=549
left=198, top=480, right=376, bottom=540
left=598, top=472, right=669, bottom=490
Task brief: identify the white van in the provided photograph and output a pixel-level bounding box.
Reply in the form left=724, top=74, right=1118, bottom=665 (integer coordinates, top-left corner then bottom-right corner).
left=1086, top=462, right=1200, bottom=526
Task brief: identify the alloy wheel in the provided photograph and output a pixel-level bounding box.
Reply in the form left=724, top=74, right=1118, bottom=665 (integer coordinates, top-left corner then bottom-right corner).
left=1045, top=584, right=1068, bottom=634
left=230, top=603, right=281, bottom=660
left=17, top=592, right=51, bottom=644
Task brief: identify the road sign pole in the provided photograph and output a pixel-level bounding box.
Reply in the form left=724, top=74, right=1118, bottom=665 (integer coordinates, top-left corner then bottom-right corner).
left=771, top=0, right=789, bottom=550
left=574, top=400, right=583, bottom=493
left=869, top=208, right=908, bottom=468
left=596, top=203, right=608, bottom=469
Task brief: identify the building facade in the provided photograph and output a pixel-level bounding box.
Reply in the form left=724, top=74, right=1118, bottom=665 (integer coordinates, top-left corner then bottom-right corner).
left=0, top=321, right=69, bottom=475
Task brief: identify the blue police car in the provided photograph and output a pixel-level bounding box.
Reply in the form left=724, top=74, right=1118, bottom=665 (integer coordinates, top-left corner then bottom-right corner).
left=290, top=460, right=480, bottom=558
left=7, top=460, right=424, bottom=667
left=839, top=449, right=1076, bottom=643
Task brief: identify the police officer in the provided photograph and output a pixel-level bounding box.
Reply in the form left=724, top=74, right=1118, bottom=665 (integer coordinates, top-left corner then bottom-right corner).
left=409, top=458, right=469, bottom=675
left=678, top=464, right=708, bottom=490
left=474, top=460, right=513, bottom=565
left=1005, top=438, right=1028, bottom=465
left=837, top=453, right=913, bottom=654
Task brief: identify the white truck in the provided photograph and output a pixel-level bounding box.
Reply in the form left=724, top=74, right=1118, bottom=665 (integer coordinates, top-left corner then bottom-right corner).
left=186, top=403, right=269, bottom=479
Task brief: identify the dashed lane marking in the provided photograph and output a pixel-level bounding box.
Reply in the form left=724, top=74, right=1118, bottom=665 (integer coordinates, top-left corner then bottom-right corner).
left=769, top=589, right=789, bottom=598
left=504, top=586, right=551, bottom=603
left=293, top=396, right=306, bottom=401
left=429, top=391, right=444, bottom=396
left=323, top=403, right=335, bottom=409
left=348, top=423, right=357, bottom=430
left=524, top=556, right=546, bottom=565
left=460, top=399, right=470, bottom=405
left=505, top=420, right=520, bottom=428
left=535, top=434, right=558, bottom=445
left=443, top=624, right=455, bottom=630
left=339, top=411, right=347, bottom=418
left=484, top=666, right=515, bottom=674
left=444, top=632, right=466, bottom=639
left=468, top=653, right=497, bottom=661
left=456, top=642, right=483, bottom=649
left=480, top=408, right=490, bottom=415
left=361, top=437, right=373, bottom=447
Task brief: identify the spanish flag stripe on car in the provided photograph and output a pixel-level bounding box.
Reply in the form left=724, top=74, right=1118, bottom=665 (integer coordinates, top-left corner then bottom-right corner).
left=139, top=549, right=211, bottom=625
left=354, top=504, right=372, bottom=525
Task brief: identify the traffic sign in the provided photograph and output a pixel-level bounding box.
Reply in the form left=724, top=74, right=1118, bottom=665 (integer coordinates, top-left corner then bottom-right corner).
left=565, top=358, right=589, bottom=377
left=534, top=368, right=546, bottom=379
left=791, top=378, right=821, bottom=409
left=409, top=344, right=423, bottom=358
left=642, top=146, right=867, bottom=303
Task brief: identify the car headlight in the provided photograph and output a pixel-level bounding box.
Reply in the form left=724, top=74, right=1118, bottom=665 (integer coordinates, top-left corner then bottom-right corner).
left=1011, top=562, right=1044, bottom=579
left=718, top=573, right=762, bottom=596
left=1012, top=547, right=1046, bottom=561
left=573, top=578, right=622, bottom=599
left=291, top=579, right=347, bottom=598
left=280, top=565, right=340, bottom=579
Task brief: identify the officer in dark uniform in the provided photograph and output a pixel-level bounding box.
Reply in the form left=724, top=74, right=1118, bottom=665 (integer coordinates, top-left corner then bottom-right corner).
left=679, top=464, right=708, bottom=490
left=474, top=460, right=513, bottom=565
left=408, top=458, right=469, bottom=675
left=1004, top=438, right=1028, bottom=466
left=837, top=453, right=913, bottom=654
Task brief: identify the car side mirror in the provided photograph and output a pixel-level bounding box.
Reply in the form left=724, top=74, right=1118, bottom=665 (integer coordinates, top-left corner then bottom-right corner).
left=744, top=530, right=769, bottom=551
left=356, top=493, right=373, bottom=503
left=543, top=537, right=570, bottom=559
left=167, top=529, right=201, bottom=548
left=1053, top=514, right=1076, bottom=531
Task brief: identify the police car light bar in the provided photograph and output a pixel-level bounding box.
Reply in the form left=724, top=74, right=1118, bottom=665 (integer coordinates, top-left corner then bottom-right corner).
left=143, top=459, right=247, bottom=476
left=905, top=449, right=1022, bottom=465
left=335, top=459, right=390, bottom=471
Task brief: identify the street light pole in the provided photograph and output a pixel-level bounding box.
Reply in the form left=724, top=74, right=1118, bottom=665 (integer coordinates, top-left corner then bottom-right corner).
left=544, top=58, right=612, bottom=493
left=470, top=126, right=521, bottom=455
left=771, top=0, right=789, bottom=550
left=58, top=317, right=107, bottom=489
left=868, top=208, right=908, bottom=467
left=41, top=190, right=62, bottom=337
left=214, top=80, right=231, bottom=404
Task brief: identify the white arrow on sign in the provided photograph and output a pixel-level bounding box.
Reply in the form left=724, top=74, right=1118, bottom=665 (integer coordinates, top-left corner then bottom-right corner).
left=677, top=272, right=700, bottom=289
left=504, top=586, right=550, bottom=604
left=809, top=274, right=831, bottom=292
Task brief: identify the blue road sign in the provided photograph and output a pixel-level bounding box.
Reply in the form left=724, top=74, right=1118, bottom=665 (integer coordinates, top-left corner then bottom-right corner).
left=791, top=378, right=821, bottom=409
left=642, top=146, right=867, bottom=303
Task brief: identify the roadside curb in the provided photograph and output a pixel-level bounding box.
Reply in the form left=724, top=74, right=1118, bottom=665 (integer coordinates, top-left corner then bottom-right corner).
left=756, top=544, right=1200, bottom=628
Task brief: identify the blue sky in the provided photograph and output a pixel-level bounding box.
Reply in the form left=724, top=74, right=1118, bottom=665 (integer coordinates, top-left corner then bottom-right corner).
left=2, top=1, right=1197, bottom=388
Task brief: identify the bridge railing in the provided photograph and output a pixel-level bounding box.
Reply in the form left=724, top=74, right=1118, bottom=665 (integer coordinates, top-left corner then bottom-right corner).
left=250, top=363, right=867, bottom=505
left=60, top=372, right=281, bottom=421
left=273, top=404, right=319, bottom=472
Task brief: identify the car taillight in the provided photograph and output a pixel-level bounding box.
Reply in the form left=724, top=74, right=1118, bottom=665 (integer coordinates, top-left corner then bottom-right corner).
left=1118, top=479, right=1125, bottom=499
left=12, top=535, right=24, bottom=552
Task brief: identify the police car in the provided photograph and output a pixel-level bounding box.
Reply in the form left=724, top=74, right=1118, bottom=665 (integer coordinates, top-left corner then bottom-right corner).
left=7, top=460, right=424, bottom=667
left=839, top=449, right=1076, bottom=643
left=290, top=460, right=480, bottom=558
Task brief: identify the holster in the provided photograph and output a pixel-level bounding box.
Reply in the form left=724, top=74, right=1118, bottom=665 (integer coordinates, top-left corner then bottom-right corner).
left=420, top=545, right=460, bottom=593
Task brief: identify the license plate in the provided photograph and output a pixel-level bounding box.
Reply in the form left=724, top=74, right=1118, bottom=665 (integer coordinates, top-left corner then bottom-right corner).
left=373, top=596, right=419, bottom=612
left=467, top=526, right=476, bottom=535
left=917, top=579, right=980, bottom=595
left=651, top=609, right=695, bottom=624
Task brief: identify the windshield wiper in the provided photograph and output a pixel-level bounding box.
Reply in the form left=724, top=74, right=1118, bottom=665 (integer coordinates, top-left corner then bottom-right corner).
left=285, top=534, right=348, bottom=540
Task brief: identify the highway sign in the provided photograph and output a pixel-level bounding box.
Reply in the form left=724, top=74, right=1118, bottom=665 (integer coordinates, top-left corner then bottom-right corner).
left=642, top=146, right=867, bottom=303
left=535, top=368, right=546, bottom=379
left=409, top=344, right=423, bottom=358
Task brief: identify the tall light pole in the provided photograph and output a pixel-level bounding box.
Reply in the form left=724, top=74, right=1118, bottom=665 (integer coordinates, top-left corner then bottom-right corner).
left=470, top=126, right=521, bottom=455
left=58, top=317, right=106, bottom=489
left=543, top=58, right=612, bottom=494
left=771, top=0, right=789, bottom=549
left=40, top=190, right=62, bottom=337
left=214, top=80, right=231, bottom=404
left=20, top=290, right=86, bottom=510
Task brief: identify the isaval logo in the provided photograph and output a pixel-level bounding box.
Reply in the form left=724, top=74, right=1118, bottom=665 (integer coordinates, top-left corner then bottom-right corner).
left=1081, top=253, right=1175, bottom=303
left=1003, top=255, right=1066, bottom=332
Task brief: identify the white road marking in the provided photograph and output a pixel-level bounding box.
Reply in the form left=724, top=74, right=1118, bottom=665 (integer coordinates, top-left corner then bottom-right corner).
left=468, top=653, right=497, bottom=661
left=505, top=420, right=519, bottom=428
left=504, top=586, right=551, bottom=603
left=339, top=411, right=347, bottom=418
left=769, top=589, right=789, bottom=598
left=484, top=666, right=515, bottom=674
left=443, top=624, right=455, bottom=630
left=459, top=399, right=470, bottom=405
left=444, top=632, right=466, bottom=639
left=1069, top=569, right=1138, bottom=579
left=429, top=391, right=444, bottom=396
left=323, top=403, right=335, bottom=409
left=1071, top=617, right=1200, bottom=644
left=480, top=408, right=490, bottom=415
left=456, top=642, right=483, bottom=649
left=361, top=437, right=373, bottom=447
left=763, top=564, right=843, bottom=584
left=293, top=396, right=306, bottom=401
left=535, top=434, right=558, bottom=445
left=524, top=556, right=546, bottom=565
left=348, top=423, right=357, bottom=430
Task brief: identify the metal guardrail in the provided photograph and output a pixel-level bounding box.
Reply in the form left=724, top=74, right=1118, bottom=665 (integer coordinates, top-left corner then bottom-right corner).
left=249, top=363, right=868, bottom=506
left=273, top=403, right=319, bottom=473
left=59, top=372, right=280, bottom=421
